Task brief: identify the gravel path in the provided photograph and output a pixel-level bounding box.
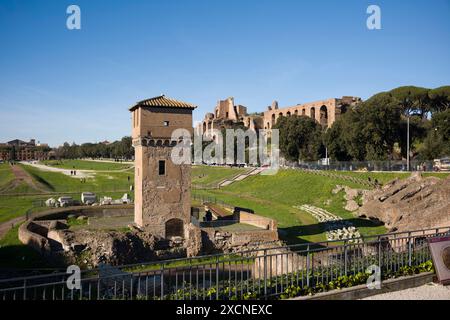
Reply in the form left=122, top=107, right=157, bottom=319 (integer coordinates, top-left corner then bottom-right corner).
left=362, top=283, right=450, bottom=300
left=20, top=161, right=95, bottom=178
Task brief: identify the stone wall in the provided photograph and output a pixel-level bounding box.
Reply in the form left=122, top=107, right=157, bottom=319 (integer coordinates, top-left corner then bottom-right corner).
left=239, top=212, right=277, bottom=231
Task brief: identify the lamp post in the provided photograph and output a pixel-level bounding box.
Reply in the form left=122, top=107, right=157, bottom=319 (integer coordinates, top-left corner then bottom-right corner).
left=407, top=116, right=410, bottom=171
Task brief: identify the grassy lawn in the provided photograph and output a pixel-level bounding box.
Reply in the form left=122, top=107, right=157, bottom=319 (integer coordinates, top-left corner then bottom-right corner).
left=194, top=169, right=387, bottom=244
left=192, top=165, right=248, bottom=186
left=41, top=159, right=132, bottom=171
left=0, top=162, right=14, bottom=189
left=20, top=164, right=133, bottom=193
left=0, top=224, right=51, bottom=269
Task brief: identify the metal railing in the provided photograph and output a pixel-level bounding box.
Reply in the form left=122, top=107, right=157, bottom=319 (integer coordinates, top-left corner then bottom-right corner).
left=0, top=226, right=448, bottom=300
left=283, top=160, right=439, bottom=172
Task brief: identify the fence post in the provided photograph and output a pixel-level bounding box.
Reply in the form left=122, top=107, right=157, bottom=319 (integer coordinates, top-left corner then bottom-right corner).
left=263, top=249, right=267, bottom=299
left=344, top=240, right=348, bottom=275
left=23, top=279, right=27, bottom=300
left=378, top=236, right=382, bottom=271
left=306, top=245, right=310, bottom=287
left=160, top=264, right=164, bottom=300
left=215, top=255, right=220, bottom=300
left=408, top=232, right=412, bottom=266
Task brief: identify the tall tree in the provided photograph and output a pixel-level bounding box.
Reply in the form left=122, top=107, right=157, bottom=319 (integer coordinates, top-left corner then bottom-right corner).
left=274, top=115, right=323, bottom=162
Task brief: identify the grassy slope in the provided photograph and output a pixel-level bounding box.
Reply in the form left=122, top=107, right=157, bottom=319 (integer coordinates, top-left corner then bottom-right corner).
left=192, top=165, right=248, bottom=186
left=41, top=159, right=132, bottom=171
left=0, top=163, right=14, bottom=189
left=0, top=224, right=51, bottom=269
left=194, top=169, right=388, bottom=244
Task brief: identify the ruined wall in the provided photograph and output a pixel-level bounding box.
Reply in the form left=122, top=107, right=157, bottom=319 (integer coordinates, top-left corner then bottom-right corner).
left=201, top=228, right=279, bottom=254
left=239, top=212, right=277, bottom=230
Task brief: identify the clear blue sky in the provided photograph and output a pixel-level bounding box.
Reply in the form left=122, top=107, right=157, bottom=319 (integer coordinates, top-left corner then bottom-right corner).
left=0, top=0, right=449, bottom=147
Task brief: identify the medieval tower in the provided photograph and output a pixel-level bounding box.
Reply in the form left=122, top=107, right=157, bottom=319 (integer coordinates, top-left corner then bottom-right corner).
left=130, top=95, right=197, bottom=239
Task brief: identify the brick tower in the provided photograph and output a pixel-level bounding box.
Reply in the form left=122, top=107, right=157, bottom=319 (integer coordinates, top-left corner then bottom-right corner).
left=130, top=95, right=196, bottom=239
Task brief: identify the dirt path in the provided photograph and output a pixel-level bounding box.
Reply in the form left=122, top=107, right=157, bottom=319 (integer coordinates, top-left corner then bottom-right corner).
left=0, top=216, right=25, bottom=239
left=0, top=164, right=47, bottom=193
left=21, top=161, right=95, bottom=178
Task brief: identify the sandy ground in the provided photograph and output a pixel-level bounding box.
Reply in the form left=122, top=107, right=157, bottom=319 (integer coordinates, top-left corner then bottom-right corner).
left=20, top=161, right=95, bottom=178
left=362, top=283, right=450, bottom=300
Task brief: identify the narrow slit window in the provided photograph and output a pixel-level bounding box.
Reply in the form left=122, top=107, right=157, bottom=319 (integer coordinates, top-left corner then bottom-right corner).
left=158, top=160, right=165, bottom=175
left=163, top=121, right=169, bottom=126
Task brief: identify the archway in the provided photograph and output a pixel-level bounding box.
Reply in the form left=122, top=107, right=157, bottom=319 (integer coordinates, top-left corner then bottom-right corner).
left=302, top=109, right=306, bottom=116
left=271, top=114, right=275, bottom=126
left=310, top=107, right=315, bottom=121
left=320, top=105, right=328, bottom=127
left=294, top=110, right=298, bottom=116
left=286, top=111, right=291, bottom=117
left=165, top=218, right=184, bottom=238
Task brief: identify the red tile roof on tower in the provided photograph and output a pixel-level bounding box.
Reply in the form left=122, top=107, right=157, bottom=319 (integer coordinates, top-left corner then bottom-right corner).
left=129, top=95, right=197, bottom=111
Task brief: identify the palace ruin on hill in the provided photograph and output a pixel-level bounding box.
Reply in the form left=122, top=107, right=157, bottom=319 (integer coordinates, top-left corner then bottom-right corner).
left=196, top=96, right=361, bottom=134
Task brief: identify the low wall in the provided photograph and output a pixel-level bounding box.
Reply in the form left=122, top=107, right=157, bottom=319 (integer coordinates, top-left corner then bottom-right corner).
left=31, top=205, right=133, bottom=221
left=19, top=205, right=134, bottom=254
left=291, top=272, right=436, bottom=300
left=18, top=221, right=52, bottom=255
left=239, top=211, right=277, bottom=231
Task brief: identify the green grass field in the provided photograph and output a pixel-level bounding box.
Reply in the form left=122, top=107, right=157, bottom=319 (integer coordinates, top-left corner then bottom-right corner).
left=192, top=165, right=248, bottom=186
left=20, top=164, right=133, bottom=193
left=193, top=169, right=392, bottom=244
left=1, top=161, right=448, bottom=247
left=0, top=224, right=52, bottom=269
left=41, top=159, right=132, bottom=171
left=0, top=163, right=14, bottom=189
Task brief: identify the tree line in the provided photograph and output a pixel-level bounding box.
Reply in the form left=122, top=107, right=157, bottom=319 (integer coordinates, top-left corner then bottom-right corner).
left=274, top=86, right=450, bottom=162
left=54, top=136, right=133, bottom=160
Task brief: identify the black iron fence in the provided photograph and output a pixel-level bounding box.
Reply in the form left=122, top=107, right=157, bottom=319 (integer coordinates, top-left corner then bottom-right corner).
left=284, top=160, right=438, bottom=172
left=0, top=226, right=448, bottom=300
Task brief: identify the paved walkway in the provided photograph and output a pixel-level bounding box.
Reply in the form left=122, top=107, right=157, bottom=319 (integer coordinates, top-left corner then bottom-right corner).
left=362, top=283, right=450, bottom=300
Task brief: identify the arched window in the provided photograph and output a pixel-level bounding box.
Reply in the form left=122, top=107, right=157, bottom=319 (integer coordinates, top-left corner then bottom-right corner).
left=310, top=107, right=315, bottom=120
left=320, top=105, right=328, bottom=127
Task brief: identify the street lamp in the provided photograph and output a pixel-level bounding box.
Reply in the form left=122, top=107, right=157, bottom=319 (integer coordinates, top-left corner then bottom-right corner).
left=407, top=116, right=410, bottom=171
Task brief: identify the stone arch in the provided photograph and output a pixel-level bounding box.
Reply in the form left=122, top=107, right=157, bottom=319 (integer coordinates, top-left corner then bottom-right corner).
left=271, top=114, right=276, bottom=126
left=310, top=107, right=315, bottom=120
left=320, top=105, right=328, bottom=127
left=156, top=140, right=163, bottom=146
left=294, top=110, right=298, bottom=116
left=165, top=218, right=184, bottom=238
left=286, top=111, right=291, bottom=117
left=302, top=109, right=306, bottom=116
left=278, top=112, right=283, bottom=119
left=266, top=122, right=270, bottom=129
